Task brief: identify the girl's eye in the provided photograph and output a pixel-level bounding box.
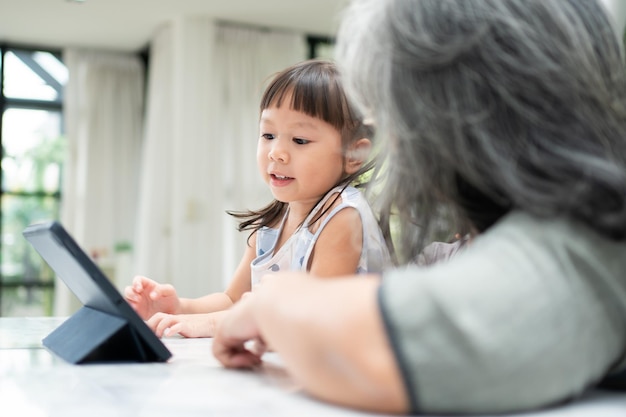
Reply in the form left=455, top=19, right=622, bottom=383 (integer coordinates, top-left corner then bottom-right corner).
left=261, top=133, right=275, bottom=140
left=293, top=138, right=309, bottom=145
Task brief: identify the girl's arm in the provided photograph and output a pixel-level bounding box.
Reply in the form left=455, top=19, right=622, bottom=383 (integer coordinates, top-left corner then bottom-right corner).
left=213, top=273, right=408, bottom=414
left=308, top=207, right=363, bottom=277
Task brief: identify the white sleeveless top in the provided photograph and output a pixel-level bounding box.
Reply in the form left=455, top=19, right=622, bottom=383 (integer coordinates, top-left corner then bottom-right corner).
left=250, top=185, right=390, bottom=286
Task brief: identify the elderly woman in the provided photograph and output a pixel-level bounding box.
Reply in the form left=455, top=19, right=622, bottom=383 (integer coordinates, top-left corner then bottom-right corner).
left=212, top=0, right=626, bottom=414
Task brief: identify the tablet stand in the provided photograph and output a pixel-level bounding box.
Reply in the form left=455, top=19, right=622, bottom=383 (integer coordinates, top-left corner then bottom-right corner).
left=43, top=306, right=149, bottom=364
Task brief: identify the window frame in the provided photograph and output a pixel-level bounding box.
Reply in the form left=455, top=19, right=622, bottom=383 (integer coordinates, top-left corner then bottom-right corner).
left=0, top=43, right=65, bottom=316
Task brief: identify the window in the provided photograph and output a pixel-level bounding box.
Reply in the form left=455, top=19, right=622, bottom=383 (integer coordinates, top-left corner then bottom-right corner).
left=0, top=46, right=68, bottom=316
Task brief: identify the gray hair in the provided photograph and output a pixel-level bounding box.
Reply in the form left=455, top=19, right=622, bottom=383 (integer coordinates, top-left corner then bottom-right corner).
left=336, top=0, right=626, bottom=263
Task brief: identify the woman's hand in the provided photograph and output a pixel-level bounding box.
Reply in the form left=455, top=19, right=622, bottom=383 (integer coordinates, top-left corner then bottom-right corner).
left=212, top=293, right=265, bottom=368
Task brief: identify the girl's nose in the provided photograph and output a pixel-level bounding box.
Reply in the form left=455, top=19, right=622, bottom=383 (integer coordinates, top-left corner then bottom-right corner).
left=268, top=142, right=288, bottom=163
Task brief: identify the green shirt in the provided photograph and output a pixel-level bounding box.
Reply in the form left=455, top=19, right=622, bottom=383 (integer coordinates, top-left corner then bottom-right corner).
left=379, top=211, right=626, bottom=414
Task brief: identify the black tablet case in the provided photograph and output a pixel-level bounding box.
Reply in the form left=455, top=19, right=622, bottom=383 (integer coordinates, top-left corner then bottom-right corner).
left=23, top=221, right=172, bottom=364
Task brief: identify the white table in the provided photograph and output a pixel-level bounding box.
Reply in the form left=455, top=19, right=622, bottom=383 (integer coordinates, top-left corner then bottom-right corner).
left=0, top=317, right=625, bottom=417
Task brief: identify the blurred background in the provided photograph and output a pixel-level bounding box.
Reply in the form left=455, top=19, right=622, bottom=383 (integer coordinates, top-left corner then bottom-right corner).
left=0, top=0, right=623, bottom=317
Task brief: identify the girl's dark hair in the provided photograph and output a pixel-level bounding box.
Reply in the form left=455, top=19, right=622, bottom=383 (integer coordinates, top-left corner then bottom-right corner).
left=227, top=59, right=375, bottom=240
left=337, top=0, right=626, bottom=263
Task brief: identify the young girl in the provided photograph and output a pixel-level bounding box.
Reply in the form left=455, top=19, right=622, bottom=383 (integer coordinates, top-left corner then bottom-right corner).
left=124, top=59, right=390, bottom=338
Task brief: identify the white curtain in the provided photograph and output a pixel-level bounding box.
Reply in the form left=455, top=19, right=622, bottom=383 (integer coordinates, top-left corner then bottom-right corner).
left=134, top=18, right=306, bottom=298
left=57, top=49, right=145, bottom=315
left=133, top=17, right=218, bottom=299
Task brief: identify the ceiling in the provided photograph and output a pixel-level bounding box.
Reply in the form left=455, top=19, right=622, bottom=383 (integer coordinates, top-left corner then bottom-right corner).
left=0, top=0, right=624, bottom=55
left=0, top=0, right=349, bottom=53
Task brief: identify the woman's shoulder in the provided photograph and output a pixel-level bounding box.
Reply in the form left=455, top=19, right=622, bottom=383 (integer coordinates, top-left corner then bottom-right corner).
left=378, top=210, right=626, bottom=414
left=489, top=211, right=626, bottom=253
left=388, top=210, right=626, bottom=283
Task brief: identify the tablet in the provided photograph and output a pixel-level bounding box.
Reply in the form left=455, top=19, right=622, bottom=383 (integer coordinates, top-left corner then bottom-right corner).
left=23, top=221, right=172, bottom=364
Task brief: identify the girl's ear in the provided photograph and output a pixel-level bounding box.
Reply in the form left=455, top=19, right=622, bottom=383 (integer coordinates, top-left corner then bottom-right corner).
left=345, top=138, right=372, bottom=174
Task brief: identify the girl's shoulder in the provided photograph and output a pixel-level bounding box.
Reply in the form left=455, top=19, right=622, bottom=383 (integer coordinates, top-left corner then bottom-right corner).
left=307, top=186, right=365, bottom=234
left=320, top=185, right=363, bottom=210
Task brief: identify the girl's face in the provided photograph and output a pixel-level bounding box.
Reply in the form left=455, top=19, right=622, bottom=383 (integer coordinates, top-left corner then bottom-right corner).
left=257, top=103, right=346, bottom=211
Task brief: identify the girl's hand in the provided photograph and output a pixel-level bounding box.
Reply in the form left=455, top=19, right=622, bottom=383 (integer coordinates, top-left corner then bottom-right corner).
left=146, top=312, right=224, bottom=338
left=123, top=275, right=181, bottom=320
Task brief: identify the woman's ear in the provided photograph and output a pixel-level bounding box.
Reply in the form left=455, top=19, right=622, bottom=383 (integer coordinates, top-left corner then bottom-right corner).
left=345, top=138, right=372, bottom=174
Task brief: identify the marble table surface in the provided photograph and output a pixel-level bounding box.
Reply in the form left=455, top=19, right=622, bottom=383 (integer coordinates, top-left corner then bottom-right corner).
left=0, top=317, right=625, bottom=417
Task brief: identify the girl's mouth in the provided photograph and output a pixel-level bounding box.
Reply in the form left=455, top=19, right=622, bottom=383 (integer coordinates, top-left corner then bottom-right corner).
left=270, top=174, right=294, bottom=186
